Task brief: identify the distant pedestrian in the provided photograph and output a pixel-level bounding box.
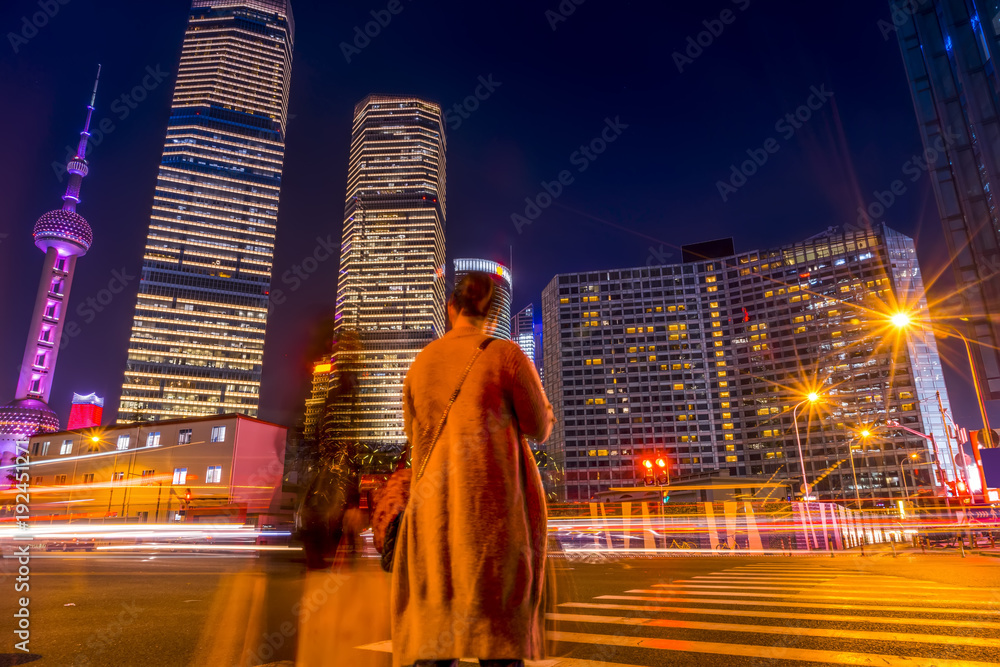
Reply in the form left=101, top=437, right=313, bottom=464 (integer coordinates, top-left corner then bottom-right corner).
left=391, top=272, right=554, bottom=667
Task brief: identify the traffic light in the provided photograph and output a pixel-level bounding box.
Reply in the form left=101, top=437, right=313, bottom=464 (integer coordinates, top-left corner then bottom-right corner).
left=662, top=492, right=670, bottom=504
left=655, top=457, right=668, bottom=484
left=185, top=488, right=192, bottom=503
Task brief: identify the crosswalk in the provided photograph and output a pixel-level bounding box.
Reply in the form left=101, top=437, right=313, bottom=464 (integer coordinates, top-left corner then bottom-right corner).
left=357, top=561, right=1000, bottom=666
left=547, top=561, right=1000, bottom=665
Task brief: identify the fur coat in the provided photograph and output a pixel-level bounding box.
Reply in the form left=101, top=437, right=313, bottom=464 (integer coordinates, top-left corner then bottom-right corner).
left=391, top=325, right=554, bottom=666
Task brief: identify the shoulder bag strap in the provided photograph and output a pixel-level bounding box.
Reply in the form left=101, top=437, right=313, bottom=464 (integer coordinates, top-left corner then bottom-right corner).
left=414, top=337, right=494, bottom=482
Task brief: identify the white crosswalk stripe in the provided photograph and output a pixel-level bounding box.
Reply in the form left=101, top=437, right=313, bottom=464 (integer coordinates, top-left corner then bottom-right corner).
left=358, top=563, right=1000, bottom=666
left=546, top=563, right=1000, bottom=665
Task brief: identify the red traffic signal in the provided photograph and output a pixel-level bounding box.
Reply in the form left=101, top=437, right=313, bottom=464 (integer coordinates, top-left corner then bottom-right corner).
left=642, top=459, right=653, bottom=469
left=655, top=458, right=666, bottom=468
left=185, top=488, right=192, bottom=502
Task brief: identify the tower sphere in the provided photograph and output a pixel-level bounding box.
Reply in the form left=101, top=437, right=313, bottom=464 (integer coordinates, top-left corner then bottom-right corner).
left=33, top=209, right=93, bottom=255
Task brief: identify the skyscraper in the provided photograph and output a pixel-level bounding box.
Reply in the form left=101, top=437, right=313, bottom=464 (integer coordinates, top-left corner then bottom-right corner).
left=332, top=95, right=447, bottom=455
left=454, top=258, right=512, bottom=340
left=513, top=304, right=537, bottom=365
left=0, top=70, right=101, bottom=460
left=542, top=225, right=956, bottom=502
left=117, top=0, right=295, bottom=422
left=892, top=0, right=1000, bottom=400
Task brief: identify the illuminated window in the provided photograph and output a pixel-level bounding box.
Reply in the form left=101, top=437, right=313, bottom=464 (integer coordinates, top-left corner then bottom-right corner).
left=673, top=383, right=684, bottom=391
left=559, top=298, right=569, bottom=304
left=172, top=468, right=188, bottom=485
left=726, top=455, right=737, bottom=462
left=116, top=435, right=130, bottom=451
left=726, top=444, right=735, bottom=451
left=206, top=466, right=222, bottom=483
left=724, top=433, right=734, bottom=441
left=59, top=440, right=72, bottom=455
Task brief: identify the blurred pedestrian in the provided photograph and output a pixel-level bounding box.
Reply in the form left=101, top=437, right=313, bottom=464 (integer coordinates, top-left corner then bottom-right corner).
left=391, top=272, right=554, bottom=667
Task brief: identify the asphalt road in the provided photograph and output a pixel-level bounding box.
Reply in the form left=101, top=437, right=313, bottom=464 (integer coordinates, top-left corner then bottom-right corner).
left=2, top=552, right=999, bottom=666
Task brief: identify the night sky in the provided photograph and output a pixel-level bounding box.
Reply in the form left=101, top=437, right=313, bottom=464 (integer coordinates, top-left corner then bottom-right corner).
left=0, top=0, right=992, bottom=429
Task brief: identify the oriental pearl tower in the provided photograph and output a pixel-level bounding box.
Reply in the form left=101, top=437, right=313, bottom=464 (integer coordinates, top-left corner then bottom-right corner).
left=0, top=68, right=100, bottom=461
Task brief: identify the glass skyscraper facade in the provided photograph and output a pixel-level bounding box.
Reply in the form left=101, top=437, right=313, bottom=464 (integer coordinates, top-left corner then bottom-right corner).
left=892, top=0, right=1000, bottom=399
left=117, top=0, right=294, bottom=422
left=514, top=304, right=536, bottom=366
left=454, top=258, right=512, bottom=340
left=542, top=225, right=956, bottom=502
left=332, top=95, right=447, bottom=454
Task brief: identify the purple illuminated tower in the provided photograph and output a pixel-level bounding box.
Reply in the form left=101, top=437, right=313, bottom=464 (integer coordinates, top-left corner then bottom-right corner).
left=0, top=68, right=100, bottom=459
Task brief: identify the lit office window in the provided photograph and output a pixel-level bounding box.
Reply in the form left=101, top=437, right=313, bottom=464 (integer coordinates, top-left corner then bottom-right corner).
left=172, top=468, right=187, bottom=485
left=117, top=435, right=130, bottom=450
left=59, top=440, right=72, bottom=455
left=146, top=432, right=161, bottom=447
left=206, top=466, right=222, bottom=484
left=210, top=426, right=226, bottom=443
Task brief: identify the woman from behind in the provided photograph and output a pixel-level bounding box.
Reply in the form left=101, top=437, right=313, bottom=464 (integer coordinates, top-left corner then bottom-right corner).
left=391, top=272, right=555, bottom=667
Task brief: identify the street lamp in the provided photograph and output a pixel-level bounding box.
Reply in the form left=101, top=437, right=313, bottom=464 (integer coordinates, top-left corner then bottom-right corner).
left=846, top=429, right=872, bottom=509
left=900, top=452, right=919, bottom=505
left=888, top=311, right=991, bottom=500
left=792, top=392, right=821, bottom=500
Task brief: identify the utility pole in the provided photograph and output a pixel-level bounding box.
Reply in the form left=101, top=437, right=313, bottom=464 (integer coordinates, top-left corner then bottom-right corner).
left=937, top=391, right=956, bottom=512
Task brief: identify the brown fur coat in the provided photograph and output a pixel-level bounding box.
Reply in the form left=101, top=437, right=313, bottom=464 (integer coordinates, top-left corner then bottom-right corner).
left=391, top=326, right=554, bottom=666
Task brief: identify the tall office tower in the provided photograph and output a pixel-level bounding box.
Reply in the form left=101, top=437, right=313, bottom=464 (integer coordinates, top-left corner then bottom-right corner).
left=892, top=0, right=1000, bottom=400
left=301, top=356, right=333, bottom=442
left=513, top=304, right=537, bottom=365
left=332, top=95, right=447, bottom=455
left=0, top=71, right=101, bottom=461
left=454, top=259, right=512, bottom=340
left=67, top=393, right=105, bottom=430
left=117, top=0, right=294, bottom=423
left=542, top=224, right=956, bottom=502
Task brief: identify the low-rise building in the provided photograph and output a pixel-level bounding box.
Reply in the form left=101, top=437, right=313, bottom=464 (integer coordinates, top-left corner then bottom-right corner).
left=20, top=413, right=286, bottom=524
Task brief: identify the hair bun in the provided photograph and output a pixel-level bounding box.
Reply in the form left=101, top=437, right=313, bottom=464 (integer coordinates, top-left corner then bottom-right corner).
left=452, top=272, right=496, bottom=318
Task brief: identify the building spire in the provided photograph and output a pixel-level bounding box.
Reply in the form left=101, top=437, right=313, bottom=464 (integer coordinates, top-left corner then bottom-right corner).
left=62, top=64, right=101, bottom=212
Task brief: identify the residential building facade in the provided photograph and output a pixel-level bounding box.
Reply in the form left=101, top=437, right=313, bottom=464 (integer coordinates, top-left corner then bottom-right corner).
left=542, top=225, right=956, bottom=502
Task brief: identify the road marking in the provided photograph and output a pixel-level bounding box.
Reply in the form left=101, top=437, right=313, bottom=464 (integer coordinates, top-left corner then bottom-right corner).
left=639, top=587, right=995, bottom=606
left=354, top=640, right=641, bottom=666
left=560, top=601, right=1000, bottom=630
left=687, top=577, right=972, bottom=591
left=600, top=594, right=1000, bottom=616
left=547, top=613, right=1000, bottom=648
left=548, top=630, right=1000, bottom=666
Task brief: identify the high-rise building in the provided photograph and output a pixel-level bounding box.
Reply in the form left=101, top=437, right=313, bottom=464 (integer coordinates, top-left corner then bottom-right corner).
left=892, top=0, right=1000, bottom=400
left=542, top=224, right=956, bottom=502
left=67, top=393, right=105, bottom=430
left=302, top=357, right=333, bottom=442
left=332, top=95, right=447, bottom=455
left=117, top=0, right=295, bottom=423
left=454, top=258, right=512, bottom=340
left=0, top=70, right=101, bottom=461
left=513, top=304, right=537, bottom=365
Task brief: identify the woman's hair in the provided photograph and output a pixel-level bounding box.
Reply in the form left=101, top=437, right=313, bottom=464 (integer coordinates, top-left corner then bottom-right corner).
left=451, top=271, right=496, bottom=319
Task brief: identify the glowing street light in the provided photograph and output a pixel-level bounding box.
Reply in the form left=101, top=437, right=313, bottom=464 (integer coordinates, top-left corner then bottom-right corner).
left=846, top=428, right=873, bottom=509
left=793, top=391, right=822, bottom=504
left=890, top=311, right=912, bottom=329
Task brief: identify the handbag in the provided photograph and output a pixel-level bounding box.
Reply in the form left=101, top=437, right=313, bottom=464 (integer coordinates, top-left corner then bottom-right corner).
left=372, top=337, right=494, bottom=572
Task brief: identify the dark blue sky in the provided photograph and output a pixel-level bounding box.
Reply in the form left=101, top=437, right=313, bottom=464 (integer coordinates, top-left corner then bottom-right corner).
left=0, top=0, right=989, bottom=427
